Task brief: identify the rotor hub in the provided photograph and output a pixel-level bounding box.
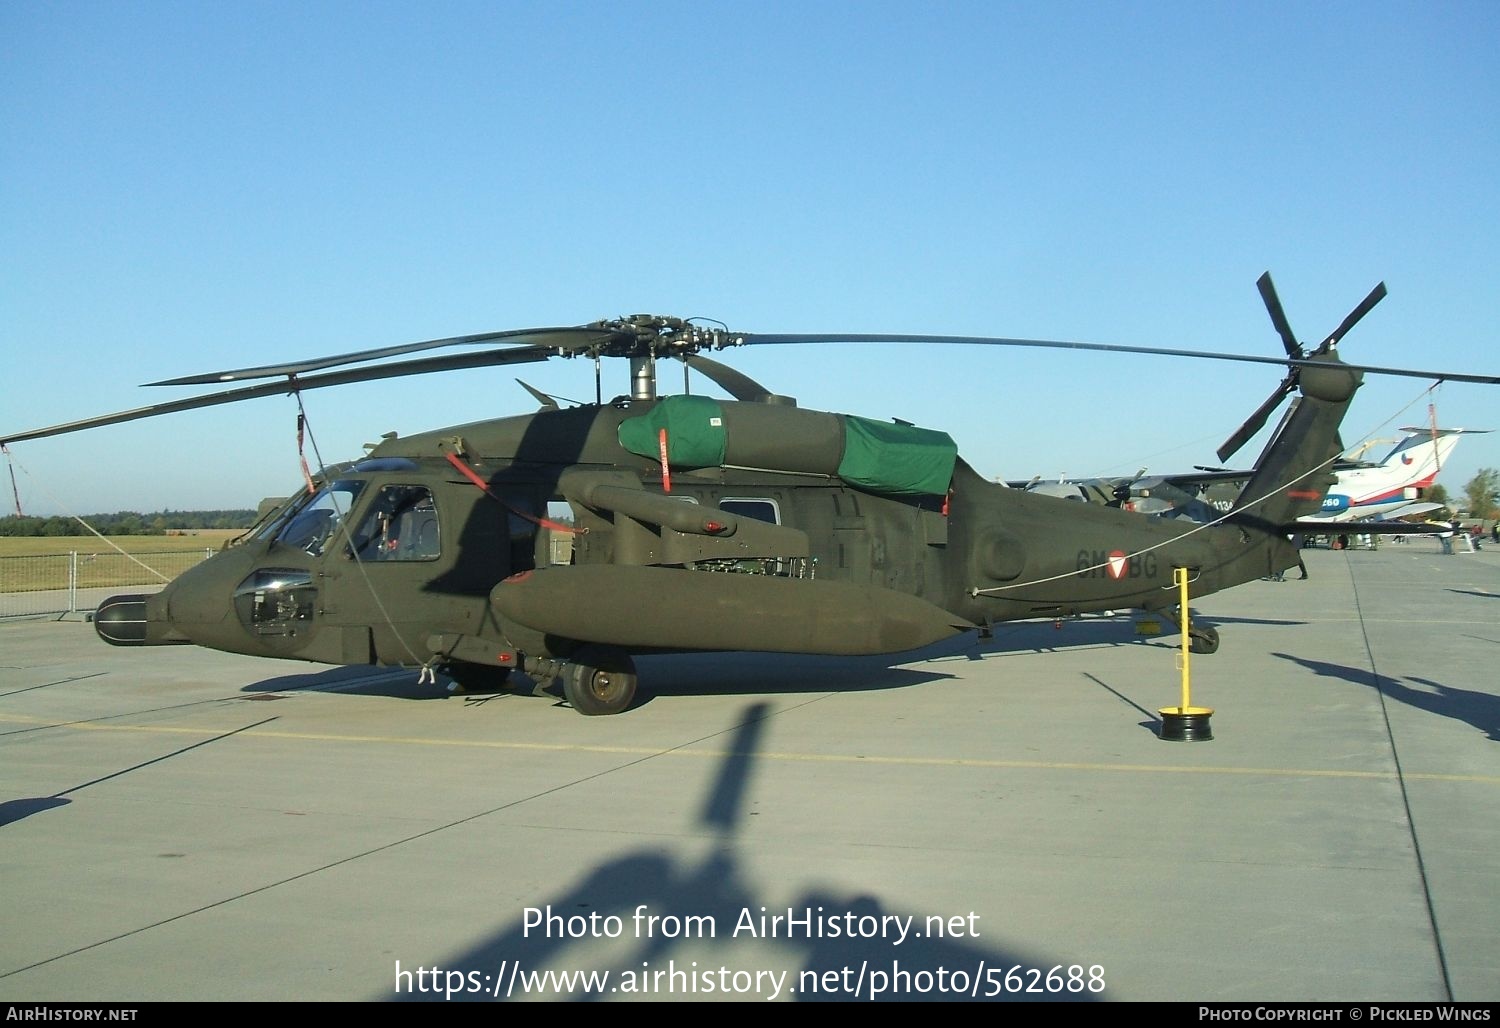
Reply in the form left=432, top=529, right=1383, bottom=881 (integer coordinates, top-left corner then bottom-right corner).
left=575, top=315, right=744, bottom=361
left=1299, top=354, right=1362, bottom=403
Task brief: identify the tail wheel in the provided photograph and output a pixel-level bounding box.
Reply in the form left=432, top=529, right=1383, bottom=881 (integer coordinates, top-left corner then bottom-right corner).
left=1189, top=625, right=1220, bottom=655
left=563, top=646, right=638, bottom=716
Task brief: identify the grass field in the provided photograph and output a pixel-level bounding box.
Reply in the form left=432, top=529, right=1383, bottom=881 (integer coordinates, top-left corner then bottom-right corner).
left=0, top=531, right=243, bottom=558
left=0, top=532, right=244, bottom=593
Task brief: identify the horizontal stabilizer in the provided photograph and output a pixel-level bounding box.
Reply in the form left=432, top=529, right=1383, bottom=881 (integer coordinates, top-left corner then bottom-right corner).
left=1290, top=518, right=1446, bottom=536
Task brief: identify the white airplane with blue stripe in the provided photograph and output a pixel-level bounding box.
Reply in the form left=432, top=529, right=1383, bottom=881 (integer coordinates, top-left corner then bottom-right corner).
left=1296, top=427, right=1487, bottom=526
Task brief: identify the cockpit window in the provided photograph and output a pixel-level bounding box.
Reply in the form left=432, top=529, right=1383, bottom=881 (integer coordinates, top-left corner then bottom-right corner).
left=273, top=480, right=365, bottom=556
left=348, top=485, right=440, bottom=561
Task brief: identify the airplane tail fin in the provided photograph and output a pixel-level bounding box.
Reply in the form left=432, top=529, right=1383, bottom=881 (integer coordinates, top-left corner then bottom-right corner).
left=1384, top=426, right=1487, bottom=479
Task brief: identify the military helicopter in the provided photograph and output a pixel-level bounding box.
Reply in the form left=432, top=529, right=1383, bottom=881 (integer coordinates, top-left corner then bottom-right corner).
left=4, top=273, right=1497, bottom=715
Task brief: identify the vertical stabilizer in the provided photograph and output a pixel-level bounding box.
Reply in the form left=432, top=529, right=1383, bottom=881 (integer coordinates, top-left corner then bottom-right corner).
left=1229, top=356, right=1364, bottom=529
left=1384, top=427, right=1480, bottom=484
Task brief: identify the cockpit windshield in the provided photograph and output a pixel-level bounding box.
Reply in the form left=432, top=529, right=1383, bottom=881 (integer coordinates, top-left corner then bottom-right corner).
left=272, top=480, right=366, bottom=556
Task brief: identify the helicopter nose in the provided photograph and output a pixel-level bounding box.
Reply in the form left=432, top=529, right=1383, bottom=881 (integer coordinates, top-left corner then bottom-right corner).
left=94, top=594, right=148, bottom=645
left=93, top=593, right=190, bottom=647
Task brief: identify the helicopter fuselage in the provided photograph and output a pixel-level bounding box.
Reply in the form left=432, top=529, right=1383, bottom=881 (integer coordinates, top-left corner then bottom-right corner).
left=96, top=395, right=1305, bottom=696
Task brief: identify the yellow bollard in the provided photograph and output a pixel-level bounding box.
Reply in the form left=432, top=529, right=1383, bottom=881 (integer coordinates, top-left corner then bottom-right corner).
left=1159, top=566, right=1214, bottom=741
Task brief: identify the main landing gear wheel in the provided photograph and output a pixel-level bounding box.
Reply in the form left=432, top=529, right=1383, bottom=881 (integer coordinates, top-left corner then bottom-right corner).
left=1188, top=624, right=1220, bottom=655
left=563, top=646, right=638, bottom=716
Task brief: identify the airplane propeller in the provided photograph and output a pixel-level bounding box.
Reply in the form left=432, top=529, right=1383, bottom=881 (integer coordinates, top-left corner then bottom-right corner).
left=1215, top=273, right=1388, bottom=463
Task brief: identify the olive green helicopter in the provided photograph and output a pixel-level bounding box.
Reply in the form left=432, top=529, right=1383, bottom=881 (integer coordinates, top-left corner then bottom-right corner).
left=4, top=273, right=1496, bottom=715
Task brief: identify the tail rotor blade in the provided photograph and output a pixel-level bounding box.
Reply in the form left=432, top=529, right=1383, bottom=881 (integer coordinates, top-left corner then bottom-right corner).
left=1218, top=377, right=1295, bottom=462
left=1318, top=281, right=1388, bottom=350
left=1226, top=275, right=1390, bottom=462
left=1257, top=271, right=1302, bottom=359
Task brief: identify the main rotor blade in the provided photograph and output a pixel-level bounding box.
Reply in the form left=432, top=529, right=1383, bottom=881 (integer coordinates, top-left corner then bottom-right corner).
left=1217, top=377, right=1296, bottom=463
left=8, top=320, right=1499, bottom=449
left=146, top=326, right=616, bottom=386
left=1257, top=271, right=1302, bottom=359
left=2, top=344, right=554, bottom=446
left=736, top=333, right=1500, bottom=385
left=1318, top=281, right=1388, bottom=350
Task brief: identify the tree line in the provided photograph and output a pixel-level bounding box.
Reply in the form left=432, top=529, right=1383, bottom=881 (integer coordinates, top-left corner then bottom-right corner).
left=0, top=510, right=256, bottom=537
left=1428, top=468, right=1500, bottom=522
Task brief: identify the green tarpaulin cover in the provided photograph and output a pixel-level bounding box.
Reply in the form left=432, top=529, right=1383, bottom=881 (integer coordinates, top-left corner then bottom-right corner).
left=619, top=397, right=957, bottom=497
left=617, top=395, right=727, bottom=468
left=837, top=415, right=957, bottom=497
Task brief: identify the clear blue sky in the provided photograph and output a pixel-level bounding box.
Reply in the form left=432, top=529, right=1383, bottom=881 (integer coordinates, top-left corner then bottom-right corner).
left=3, top=2, right=1497, bottom=517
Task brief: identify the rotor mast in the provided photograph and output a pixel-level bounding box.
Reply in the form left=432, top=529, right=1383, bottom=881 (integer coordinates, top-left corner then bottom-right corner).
left=630, top=355, right=657, bottom=401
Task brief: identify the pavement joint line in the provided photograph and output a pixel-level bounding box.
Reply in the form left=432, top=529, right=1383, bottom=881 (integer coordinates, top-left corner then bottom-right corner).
left=2, top=714, right=1495, bottom=784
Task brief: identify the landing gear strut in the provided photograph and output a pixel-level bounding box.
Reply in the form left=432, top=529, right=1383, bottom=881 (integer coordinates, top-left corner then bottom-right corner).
left=1168, top=608, right=1220, bottom=654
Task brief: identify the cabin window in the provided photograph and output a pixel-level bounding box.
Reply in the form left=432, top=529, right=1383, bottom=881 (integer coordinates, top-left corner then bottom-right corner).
left=716, top=496, right=788, bottom=576
left=348, top=485, right=440, bottom=561
left=718, top=497, right=780, bottom=524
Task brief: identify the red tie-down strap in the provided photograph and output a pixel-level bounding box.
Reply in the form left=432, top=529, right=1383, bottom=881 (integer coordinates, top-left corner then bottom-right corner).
left=296, top=414, right=316, bottom=496
left=658, top=427, right=671, bottom=494
left=442, top=451, right=581, bottom=534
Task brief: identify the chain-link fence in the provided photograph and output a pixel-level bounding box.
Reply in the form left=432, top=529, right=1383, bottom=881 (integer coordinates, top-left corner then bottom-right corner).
left=0, top=549, right=214, bottom=618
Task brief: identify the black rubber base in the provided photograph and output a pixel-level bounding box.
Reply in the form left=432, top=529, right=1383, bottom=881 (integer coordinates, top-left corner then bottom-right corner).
left=1159, top=708, right=1214, bottom=742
